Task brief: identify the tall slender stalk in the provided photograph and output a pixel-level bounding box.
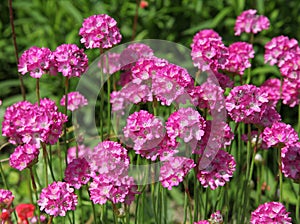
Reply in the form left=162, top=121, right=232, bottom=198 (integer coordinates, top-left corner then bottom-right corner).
left=64, top=77, right=69, bottom=165
left=131, top=0, right=140, bottom=41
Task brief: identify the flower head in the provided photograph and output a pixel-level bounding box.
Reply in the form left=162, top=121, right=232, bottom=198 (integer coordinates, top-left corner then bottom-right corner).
left=38, top=181, right=78, bottom=217
left=281, top=142, right=300, bottom=181
left=0, top=189, right=14, bottom=209
left=234, top=9, right=270, bottom=36
left=209, top=210, right=223, bottom=223
left=9, top=144, right=39, bottom=171
left=282, top=78, right=300, bottom=107
left=260, top=78, right=281, bottom=107
left=52, top=44, right=88, bottom=78
left=16, top=204, right=35, bottom=223
left=60, top=91, right=88, bottom=111
left=250, top=202, right=292, bottom=224
left=18, top=46, right=52, bottom=78
left=79, top=14, right=122, bottom=49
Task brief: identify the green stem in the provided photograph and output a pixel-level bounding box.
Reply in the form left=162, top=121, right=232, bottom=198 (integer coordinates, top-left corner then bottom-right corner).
left=64, top=77, right=69, bottom=165
left=278, top=147, right=283, bottom=203
left=296, top=184, right=300, bottom=224
left=29, top=167, right=41, bottom=224
left=107, top=76, right=111, bottom=139
left=36, top=78, right=40, bottom=105
left=41, top=143, right=48, bottom=186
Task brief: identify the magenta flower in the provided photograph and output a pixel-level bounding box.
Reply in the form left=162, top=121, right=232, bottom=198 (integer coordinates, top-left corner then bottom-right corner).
left=259, top=107, right=281, bottom=128
left=279, top=50, right=300, bottom=81
left=0, top=189, right=14, bottom=209
left=234, top=9, right=270, bottom=36
left=86, top=141, right=130, bottom=178
left=159, top=156, right=195, bottom=190
left=51, top=44, right=88, bottom=78
left=260, top=78, right=281, bottom=107
left=250, top=202, right=292, bottom=224
left=123, top=110, right=165, bottom=151
left=166, top=108, right=206, bottom=147
left=197, top=149, right=236, bottom=190
left=2, top=99, right=67, bottom=147
left=207, top=71, right=234, bottom=90
left=224, top=42, right=255, bottom=75
left=60, top=91, right=88, bottom=111
left=67, top=145, right=90, bottom=163
left=38, top=181, right=78, bottom=217
left=281, top=142, right=300, bottom=181
left=264, top=35, right=299, bottom=66
left=209, top=210, right=223, bottom=223
left=226, top=84, right=269, bottom=124
left=79, top=14, right=122, bottom=49
left=194, top=221, right=209, bottom=224
left=64, top=158, right=91, bottom=189
left=18, top=46, right=52, bottom=78
left=9, top=144, right=39, bottom=171
left=89, top=174, right=139, bottom=205
left=192, top=29, right=222, bottom=43
left=282, top=78, right=300, bottom=107
left=262, top=121, right=299, bottom=148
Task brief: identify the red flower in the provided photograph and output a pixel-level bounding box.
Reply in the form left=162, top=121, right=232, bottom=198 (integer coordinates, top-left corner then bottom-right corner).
left=140, top=0, right=148, bottom=8
left=16, top=204, right=35, bottom=224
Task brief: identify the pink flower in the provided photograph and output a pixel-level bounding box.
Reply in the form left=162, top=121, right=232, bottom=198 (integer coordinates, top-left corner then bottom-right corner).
left=281, top=142, right=300, bottom=181
left=89, top=174, right=139, bottom=205
left=60, top=91, right=88, bottom=111
left=209, top=210, right=223, bottom=223
left=123, top=110, right=165, bottom=151
left=159, top=156, right=195, bottom=190
left=86, top=141, right=130, bottom=178
left=264, top=35, right=299, bottom=66
left=197, top=149, right=236, bottom=190
left=18, top=46, right=52, bottom=78
left=67, top=145, right=90, bottom=163
left=38, top=181, right=78, bottom=217
left=207, top=72, right=234, bottom=90
left=64, top=158, right=91, bottom=189
left=260, top=78, right=281, bottom=107
left=259, top=106, right=281, bottom=128
left=9, top=144, right=39, bottom=171
left=51, top=44, right=88, bottom=78
left=194, top=221, right=209, bottom=224
left=250, top=202, right=292, bottom=224
left=79, top=14, right=122, bottom=49
left=166, top=108, right=206, bottom=148
left=192, top=29, right=222, bottom=43
left=234, top=9, right=270, bottom=36
left=282, top=78, right=300, bottom=107
left=224, top=42, right=255, bottom=75
left=226, top=84, right=269, bottom=124
left=0, top=189, right=14, bottom=209
left=262, top=121, right=299, bottom=148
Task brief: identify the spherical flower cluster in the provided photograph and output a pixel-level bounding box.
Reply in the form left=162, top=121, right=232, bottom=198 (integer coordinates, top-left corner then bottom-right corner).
left=89, top=174, right=139, bottom=205
left=16, top=204, right=35, bottom=223
left=79, top=14, right=122, bottom=49
left=188, top=82, right=225, bottom=112
left=0, top=189, right=14, bottom=209
left=260, top=78, right=281, bottom=107
left=191, top=34, right=229, bottom=72
left=264, top=35, right=299, bottom=66
left=262, top=121, right=299, bottom=148
left=51, top=44, right=88, bottom=78
left=2, top=99, right=67, bottom=147
left=64, top=158, right=91, bottom=189
left=279, top=52, right=300, bottom=81
left=224, top=42, right=255, bottom=75
left=38, top=181, right=78, bottom=217
left=9, top=144, right=39, bottom=171
left=259, top=107, right=281, bottom=128
left=159, top=156, right=195, bottom=190
left=207, top=72, right=234, bottom=90
left=282, top=78, right=300, bottom=107
left=197, top=149, right=236, bottom=190
left=192, top=29, right=222, bottom=43
left=281, top=142, right=300, bottom=181
left=86, top=141, right=130, bottom=178
left=166, top=108, right=206, bottom=147
left=209, top=210, right=223, bottom=223
left=123, top=110, right=165, bottom=151
left=226, top=84, right=269, bottom=124
left=234, top=9, right=270, bottom=36
left=60, top=91, right=88, bottom=111
left=250, top=202, right=292, bottom=224
left=18, top=46, right=52, bottom=78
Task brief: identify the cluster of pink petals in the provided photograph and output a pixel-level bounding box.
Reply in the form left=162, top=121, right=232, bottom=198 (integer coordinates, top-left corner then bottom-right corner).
left=188, top=82, right=225, bottom=112
left=262, top=121, right=299, bottom=148
left=2, top=99, right=67, bottom=147
left=260, top=78, right=281, bottom=107
left=86, top=141, right=130, bottom=178
left=279, top=52, right=300, bottom=81
left=123, top=110, right=165, bottom=152
left=192, top=29, right=222, bottom=43
left=197, top=149, right=236, bottom=190
left=38, top=181, right=78, bottom=217
left=194, top=210, right=223, bottom=223
left=259, top=106, right=281, bottom=128
left=234, top=9, right=270, bottom=36
left=67, top=145, right=90, bottom=163
left=224, top=42, right=255, bottom=75
left=18, top=46, right=52, bottom=78
left=159, top=156, right=195, bottom=190
left=79, top=14, right=122, bottom=49
left=89, top=174, right=139, bottom=205
left=226, top=84, right=269, bottom=124
left=250, top=202, right=292, bottom=224
left=194, top=221, right=209, bottom=224
left=64, top=158, right=91, bottom=189
left=281, top=142, right=300, bottom=181
left=0, top=189, right=14, bottom=208
left=191, top=31, right=229, bottom=72
left=9, top=144, right=39, bottom=171
left=60, top=91, right=88, bottom=111
left=51, top=44, right=88, bottom=78
left=264, top=35, right=299, bottom=67
left=166, top=108, right=206, bottom=147
left=207, top=71, right=234, bottom=90
left=282, top=78, right=300, bottom=107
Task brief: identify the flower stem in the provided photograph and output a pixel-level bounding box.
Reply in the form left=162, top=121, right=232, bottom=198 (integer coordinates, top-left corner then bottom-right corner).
left=64, top=77, right=69, bottom=165
left=29, top=167, right=41, bottom=224
left=41, top=143, right=48, bottom=186
left=131, top=0, right=140, bottom=41
left=107, top=76, right=111, bottom=139
left=278, top=147, right=283, bottom=203
left=36, top=78, right=40, bottom=105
